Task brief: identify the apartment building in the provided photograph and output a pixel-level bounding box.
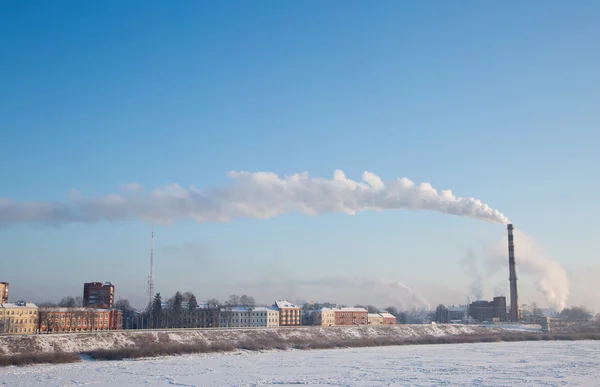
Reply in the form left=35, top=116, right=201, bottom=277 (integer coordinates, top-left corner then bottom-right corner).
left=334, top=307, right=368, bottom=325
left=312, top=308, right=336, bottom=326
left=220, top=306, right=280, bottom=328
left=83, top=282, right=115, bottom=309
left=380, top=312, right=397, bottom=325
left=0, top=282, right=8, bottom=303
left=275, top=300, right=301, bottom=326
left=0, top=302, right=39, bottom=335
left=39, top=307, right=119, bottom=333
left=367, top=313, right=383, bottom=325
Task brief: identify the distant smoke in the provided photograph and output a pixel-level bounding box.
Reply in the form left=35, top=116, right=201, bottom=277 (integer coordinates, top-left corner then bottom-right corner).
left=488, top=229, right=569, bottom=311
left=493, top=282, right=508, bottom=298
left=237, top=277, right=430, bottom=310
left=460, top=249, right=484, bottom=300
left=0, top=170, right=510, bottom=226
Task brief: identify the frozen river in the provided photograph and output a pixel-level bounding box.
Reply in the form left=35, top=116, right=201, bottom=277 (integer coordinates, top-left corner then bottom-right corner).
left=1, top=340, right=599, bottom=386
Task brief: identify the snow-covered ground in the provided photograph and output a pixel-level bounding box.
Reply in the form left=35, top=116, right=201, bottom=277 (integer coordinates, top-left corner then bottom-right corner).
left=478, top=323, right=543, bottom=332
left=2, top=341, right=599, bottom=386
left=0, top=325, right=491, bottom=356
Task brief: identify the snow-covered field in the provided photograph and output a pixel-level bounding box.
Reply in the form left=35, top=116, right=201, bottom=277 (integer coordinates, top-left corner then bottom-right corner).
left=1, top=341, right=599, bottom=386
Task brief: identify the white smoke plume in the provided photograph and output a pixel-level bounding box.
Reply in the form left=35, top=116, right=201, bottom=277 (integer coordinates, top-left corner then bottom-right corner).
left=460, top=249, right=484, bottom=300
left=0, top=170, right=510, bottom=226
left=487, top=229, right=569, bottom=312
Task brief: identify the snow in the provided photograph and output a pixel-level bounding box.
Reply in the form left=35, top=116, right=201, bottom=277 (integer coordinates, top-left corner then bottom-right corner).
left=274, top=300, right=299, bottom=309
left=0, top=325, right=493, bottom=356
left=1, top=341, right=599, bottom=386
left=335, top=307, right=368, bottom=313
left=0, top=303, right=38, bottom=309
left=479, top=323, right=543, bottom=332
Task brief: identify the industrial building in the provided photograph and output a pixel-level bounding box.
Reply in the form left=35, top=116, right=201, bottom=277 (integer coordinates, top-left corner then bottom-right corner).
left=83, top=282, right=115, bottom=309
left=468, top=296, right=507, bottom=323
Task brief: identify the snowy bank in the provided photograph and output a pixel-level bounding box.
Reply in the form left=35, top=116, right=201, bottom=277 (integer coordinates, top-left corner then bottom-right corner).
left=0, top=325, right=494, bottom=357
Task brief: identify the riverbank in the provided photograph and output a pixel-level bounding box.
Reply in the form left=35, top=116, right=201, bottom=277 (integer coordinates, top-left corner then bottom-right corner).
left=2, top=325, right=598, bottom=367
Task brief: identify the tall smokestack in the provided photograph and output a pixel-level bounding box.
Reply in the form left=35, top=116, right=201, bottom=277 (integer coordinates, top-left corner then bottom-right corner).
left=507, top=224, right=519, bottom=322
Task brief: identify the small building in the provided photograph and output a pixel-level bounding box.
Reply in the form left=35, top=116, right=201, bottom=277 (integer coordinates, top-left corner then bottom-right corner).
left=220, top=306, right=279, bottom=328
left=380, top=312, right=397, bottom=325
left=83, top=282, right=115, bottom=309
left=368, top=313, right=383, bottom=325
left=274, top=300, right=301, bottom=326
left=334, top=307, right=368, bottom=326
left=0, top=282, right=8, bottom=303
left=312, top=308, right=336, bottom=326
left=0, top=302, right=39, bottom=335
left=39, top=307, right=115, bottom=333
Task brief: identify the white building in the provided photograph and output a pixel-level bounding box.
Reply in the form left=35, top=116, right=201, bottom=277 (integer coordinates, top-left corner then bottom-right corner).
left=220, top=306, right=279, bottom=328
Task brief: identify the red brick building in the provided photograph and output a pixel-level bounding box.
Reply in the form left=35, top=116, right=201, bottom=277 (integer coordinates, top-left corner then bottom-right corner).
left=39, top=307, right=122, bottom=333
left=83, top=282, right=115, bottom=309
left=380, top=312, right=397, bottom=325
left=109, top=309, right=123, bottom=330
left=334, top=307, right=368, bottom=325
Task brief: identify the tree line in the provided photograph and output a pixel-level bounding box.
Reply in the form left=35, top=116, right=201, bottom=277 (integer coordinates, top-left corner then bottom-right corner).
left=117, top=292, right=258, bottom=329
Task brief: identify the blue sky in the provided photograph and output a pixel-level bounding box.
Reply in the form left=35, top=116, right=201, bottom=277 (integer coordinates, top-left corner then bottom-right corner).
left=1, top=1, right=599, bottom=310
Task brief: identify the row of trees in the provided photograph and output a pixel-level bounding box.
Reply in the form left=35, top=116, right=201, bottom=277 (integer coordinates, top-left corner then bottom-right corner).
left=127, top=292, right=259, bottom=329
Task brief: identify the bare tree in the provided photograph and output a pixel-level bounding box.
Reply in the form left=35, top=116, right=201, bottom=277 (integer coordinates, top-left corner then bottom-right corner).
left=561, top=306, right=593, bottom=320
left=435, top=304, right=449, bottom=323
left=227, top=295, right=241, bottom=306
left=204, top=298, right=221, bottom=328
left=58, top=296, right=77, bottom=308
left=37, top=301, right=59, bottom=307
left=355, top=304, right=379, bottom=314
left=39, top=310, right=58, bottom=334
left=169, top=292, right=184, bottom=328
left=239, top=294, right=255, bottom=307
left=221, top=298, right=235, bottom=328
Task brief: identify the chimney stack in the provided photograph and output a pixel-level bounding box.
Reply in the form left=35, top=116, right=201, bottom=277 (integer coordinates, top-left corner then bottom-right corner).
left=507, top=224, right=519, bottom=322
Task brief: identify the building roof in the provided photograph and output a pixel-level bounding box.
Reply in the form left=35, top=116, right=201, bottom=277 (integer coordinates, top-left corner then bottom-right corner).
left=448, top=306, right=468, bottom=313
left=252, top=307, right=279, bottom=312
left=39, top=307, right=109, bottom=313
left=368, top=313, right=383, bottom=318
left=315, top=307, right=336, bottom=312
left=220, top=306, right=279, bottom=313
left=275, top=300, right=299, bottom=309
left=334, top=307, right=368, bottom=313
left=0, top=302, right=38, bottom=309
left=379, top=312, right=396, bottom=319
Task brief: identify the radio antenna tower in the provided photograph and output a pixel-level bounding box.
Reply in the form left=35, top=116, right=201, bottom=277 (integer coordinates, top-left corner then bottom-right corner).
left=147, top=227, right=155, bottom=306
